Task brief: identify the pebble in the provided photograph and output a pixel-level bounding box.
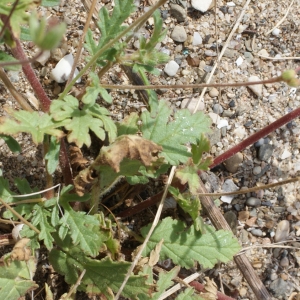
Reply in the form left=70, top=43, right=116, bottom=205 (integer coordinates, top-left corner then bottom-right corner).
left=280, top=256, right=289, bottom=268
left=213, top=103, right=223, bottom=114
left=205, top=50, right=217, bottom=57
left=193, top=32, right=202, bottom=46
left=272, top=28, right=281, bottom=36
left=229, top=100, right=235, bottom=107
left=252, top=166, right=261, bottom=175
left=191, top=0, right=213, bottom=12
left=170, top=4, right=186, bottom=22
left=181, top=97, right=205, bottom=112
left=258, top=144, right=274, bottom=161
left=244, top=120, right=253, bottom=128
left=257, top=49, right=269, bottom=57
left=36, top=50, right=51, bottom=65
left=164, top=60, right=179, bottom=76
left=269, top=278, right=288, bottom=298
left=251, top=228, right=263, bottom=237
left=246, top=197, right=261, bottom=207
left=274, top=220, right=290, bottom=242
left=223, top=49, right=236, bottom=58
left=254, top=138, right=265, bottom=147
left=244, top=52, right=254, bottom=63
left=223, top=152, right=243, bottom=173
left=209, top=88, right=219, bottom=98
left=170, top=25, right=187, bottom=42
left=217, top=119, right=228, bottom=129
left=247, top=75, right=263, bottom=97
left=220, top=179, right=239, bottom=204
left=7, top=71, right=19, bottom=83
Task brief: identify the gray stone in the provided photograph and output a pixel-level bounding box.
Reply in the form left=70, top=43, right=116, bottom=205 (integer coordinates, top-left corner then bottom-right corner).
left=246, top=197, right=261, bottom=207
left=171, top=25, right=187, bottom=42
left=251, top=229, right=263, bottom=237
left=253, top=166, right=262, bottom=175
left=205, top=50, right=217, bottom=57
left=258, top=144, right=274, bottom=161
left=223, top=152, right=243, bottom=173
left=206, top=129, right=221, bottom=146
left=213, top=103, right=223, bottom=114
left=269, top=278, right=288, bottom=298
left=274, top=220, right=290, bottom=242
left=224, top=211, right=237, bottom=234
left=170, top=4, right=186, bottom=22
left=223, top=49, right=236, bottom=58
left=244, top=51, right=254, bottom=63
left=280, top=256, right=289, bottom=268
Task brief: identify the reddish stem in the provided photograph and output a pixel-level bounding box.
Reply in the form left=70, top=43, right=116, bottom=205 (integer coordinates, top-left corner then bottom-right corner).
left=10, top=38, right=51, bottom=112
left=210, top=107, right=300, bottom=168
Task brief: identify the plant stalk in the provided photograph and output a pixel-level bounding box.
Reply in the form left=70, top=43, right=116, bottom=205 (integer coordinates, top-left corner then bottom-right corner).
left=210, top=106, right=300, bottom=168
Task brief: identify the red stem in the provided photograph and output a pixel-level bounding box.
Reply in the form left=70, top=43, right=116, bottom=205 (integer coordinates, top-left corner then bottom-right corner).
left=210, top=107, right=300, bottom=168
left=10, top=38, right=51, bottom=112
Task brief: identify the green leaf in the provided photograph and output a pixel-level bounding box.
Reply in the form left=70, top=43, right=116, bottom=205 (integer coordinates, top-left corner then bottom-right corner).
left=41, top=0, right=60, bottom=6
left=0, top=176, right=15, bottom=203
left=45, top=136, right=60, bottom=175
left=82, top=72, right=112, bottom=106
left=168, top=187, right=202, bottom=230
left=0, top=134, right=21, bottom=152
left=141, top=217, right=240, bottom=269
left=141, top=100, right=211, bottom=165
left=0, top=50, right=20, bottom=71
left=50, top=95, right=116, bottom=147
left=84, top=0, right=135, bottom=66
left=20, top=26, right=31, bottom=41
left=116, top=112, right=139, bottom=136
left=191, top=135, right=210, bottom=166
left=49, top=248, right=151, bottom=298
left=175, top=164, right=201, bottom=195
left=0, top=259, right=38, bottom=299
left=0, top=0, right=36, bottom=38
left=0, top=110, right=69, bottom=145
left=176, top=287, right=205, bottom=300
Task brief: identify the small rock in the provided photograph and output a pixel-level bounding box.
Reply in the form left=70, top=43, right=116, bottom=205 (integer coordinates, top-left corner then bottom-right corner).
left=171, top=25, right=187, bottom=42
left=269, top=278, right=288, bottom=298
left=270, top=272, right=278, bottom=281
left=204, top=50, right=217, bottom=57
left=7, top=71, right=19, bottom=83
left=238, top=211, right=249, bottom=222
left=280, top=256, right=289, bottom=268
left=193, top=32, right=202, bottom=46
left=223, top=152, right=243, bottom=173
left=213, top=103, right=223, bottom=114
left=251, top=229, right=263, bottom=237
left=272, top=28, right=281, bottom=36
left=257, top=49, right=269, bottom=57
left=209, top=88, right=219, bottom=98
left=244, top=120, right=253, bottom=128
left=236, top=56, right=243, bottom=66
left=274, top=220, right=290, bottom=242
left=244, top=51, right=254, bottom=63
left=246, top=197, right=261, bottom=207
left=36, top=50, right=51, bottom=65
left=254, top=138, right=264, bottom=147
left=170, top=4, right=187, bottom=22
left=253, top=166, right=261, bottom=175
left=247, top=75, right=263, bottom=97
left=223, top=49, right=236, bottom=58
left=258, top=144, right=274, bottom=161
left=281, top=149, right=291, bottom=160
left=191, top=0, right=213, bottom=12
left=208, top=112, right=220, bottom=124
left=217, top=119, right=228, bottom=129
left=229, top=100, right=235, bottom=107
left=181, top=97, right=205, bottom=112
left=224, top=211, right=238, bottom=234
left=164, top=60, right=179, bottom=76
left=221, top=179, right=239, bottom=204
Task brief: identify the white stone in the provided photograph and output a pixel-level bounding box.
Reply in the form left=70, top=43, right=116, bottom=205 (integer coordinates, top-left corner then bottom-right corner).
left=181, top=98, right=205, bottom=112
left=257, top=49, right=269, bottom=57
left=51, top=53, right=81, bottom=83
left=247, top=75, right=263, bottom=97
left=233, top=126, right=246, bottom=139
left=193, top=32, right=202, bottom=46
left=191, top=0, right=213, bottom=12
left=227, top=1, right=236, bottom=6
left=236, top=56, right=243, bottom=66
left=281, top=149, right=292, bottom=160
left=208, top=112, right=220, bottom=124
left=272, top=28, right=281, bottom=36
left=164, top=60, right=179, bottom=77
left=217, top=119, right=228, bottom=129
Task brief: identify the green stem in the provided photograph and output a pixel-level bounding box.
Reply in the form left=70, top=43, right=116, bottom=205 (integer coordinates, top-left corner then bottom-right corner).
left=59, top=0, right=168, bottom=99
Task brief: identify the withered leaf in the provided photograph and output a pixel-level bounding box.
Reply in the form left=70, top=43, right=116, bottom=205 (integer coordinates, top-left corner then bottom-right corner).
left=94, top=135, right=162, bottom=173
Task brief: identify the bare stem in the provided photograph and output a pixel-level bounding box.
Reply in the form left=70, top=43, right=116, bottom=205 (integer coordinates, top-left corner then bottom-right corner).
left=210, top=106, right=300, bottom=168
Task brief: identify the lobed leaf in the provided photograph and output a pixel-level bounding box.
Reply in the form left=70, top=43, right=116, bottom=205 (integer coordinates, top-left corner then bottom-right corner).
left=141, top=100, right=211, bottom=165
left=49, top=248, right=152, bottom=299
left=141, top=217, right=241, bottom=269
left=0, top=110, right=69, bottom=145
left=0, top=51, right=20, bottom=71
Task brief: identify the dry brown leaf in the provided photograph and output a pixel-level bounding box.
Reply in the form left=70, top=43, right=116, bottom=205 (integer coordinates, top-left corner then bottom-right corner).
left=73, top=167, right=96, bottom=196
left=201, top=277, right=218, bottom=300
left=149, top=239, right=164, bottom=267
left=11, top=238, right=31, bottom=261
left=95, top=135, right=162, bottom=173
